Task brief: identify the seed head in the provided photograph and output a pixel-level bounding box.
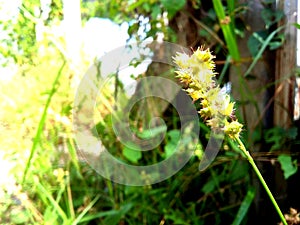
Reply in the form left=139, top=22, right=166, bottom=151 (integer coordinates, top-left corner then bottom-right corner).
left=174, top=47, right=242, bottom=139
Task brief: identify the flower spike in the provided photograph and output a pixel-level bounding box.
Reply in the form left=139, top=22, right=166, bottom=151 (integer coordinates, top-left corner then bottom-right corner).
left=174, top=47, right=243, bottom=138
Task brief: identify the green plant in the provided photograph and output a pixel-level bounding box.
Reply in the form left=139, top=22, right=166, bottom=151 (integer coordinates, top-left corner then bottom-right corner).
left=173, top=47, right=288, bottom=225
left=2, top=0, right=298, bottom=224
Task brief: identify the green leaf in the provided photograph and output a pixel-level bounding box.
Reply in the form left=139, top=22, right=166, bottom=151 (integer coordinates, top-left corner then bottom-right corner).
left=72, top=195, right=100, bottom=225
left=212, top=0, right=240, bottom=61
left=161, top=0, right=186, bottom=19
left=127, top=0, right=147, bottom=12
left=287, top=127, right=298, bottom=139
left=10, top=208, right=31, bottom=224
left=293, top=23, right=300, bottom=30
left=136, top=125, right=167, bottom=139
left=80, top=203, right=133, bottom=223
left=264, top=127, right=284, bottom=151
left=151, top=4, right=161, bottom=19
left=164, top=130, right=180, bottom=158
left=102, top=203, right=133, bottom=225
left=278, top=154, right=298, bottom=179
left=247, top=35, right=261, bottom=57
left=269, top=33, right=285, bottom=50
left=165, top=210, right=190, bottom=225
left=164, top=142, right=176, bottom=158
left=201, top=179, right=216, bottom=194
left=264, top=126, right=298, bottom=151
left=229, top=161, right=249, bottom=182
left=261, top=8, right=284, bottom=29
left=247, top=31, right=268, bottom=57
left=269, top=41, right=283, bottom=50
left=123, top=146, right=142, bottom=163
left=167, top=129, right=181, bottom=142
left=142, top=2, right=151, bottom=12
left=244, top=25, right=285, bottom=77
left=128, top=22, right=139, bottom=36
left=199, top=29, right=209, bottom=37
left=232, top=187, right=255, bottom=225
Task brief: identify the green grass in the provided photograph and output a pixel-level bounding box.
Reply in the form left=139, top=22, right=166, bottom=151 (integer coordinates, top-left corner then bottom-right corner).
left=0, top=1, right=296, bottom=224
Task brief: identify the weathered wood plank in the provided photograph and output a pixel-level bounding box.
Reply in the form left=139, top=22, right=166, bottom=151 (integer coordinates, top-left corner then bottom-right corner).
left=274, top=0, right=297, bottom=128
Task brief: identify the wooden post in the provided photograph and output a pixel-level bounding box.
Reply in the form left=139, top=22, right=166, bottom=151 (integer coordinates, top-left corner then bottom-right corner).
left=274, top=0, right=297, bottom=128
left=272, top=1, right=298, bottom=220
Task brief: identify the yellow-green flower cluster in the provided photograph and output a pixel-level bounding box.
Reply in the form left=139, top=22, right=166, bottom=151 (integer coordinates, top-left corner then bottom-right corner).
left=173, top=47, right=243, bottom=139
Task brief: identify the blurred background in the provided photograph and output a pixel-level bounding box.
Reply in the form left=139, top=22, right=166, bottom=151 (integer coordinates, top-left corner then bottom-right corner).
left=0, top=0, right=299, bottom=224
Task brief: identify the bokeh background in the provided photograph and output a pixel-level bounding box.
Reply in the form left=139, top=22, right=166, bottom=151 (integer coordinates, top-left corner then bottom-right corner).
left=0, top=0, right=300, bottom=224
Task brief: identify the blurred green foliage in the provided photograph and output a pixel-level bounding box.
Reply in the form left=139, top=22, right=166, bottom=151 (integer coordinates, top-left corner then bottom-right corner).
left=0, top=0, right=299, bottom=224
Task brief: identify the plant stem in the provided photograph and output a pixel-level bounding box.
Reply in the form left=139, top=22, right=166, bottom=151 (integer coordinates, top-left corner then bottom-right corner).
left=235, top=137, right=287, bottom=225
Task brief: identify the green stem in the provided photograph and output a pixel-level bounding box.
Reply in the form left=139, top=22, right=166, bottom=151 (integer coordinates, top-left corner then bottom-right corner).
left=22, top=60, right=66, bottom=184
left=235, top=137, right=287, bottom=225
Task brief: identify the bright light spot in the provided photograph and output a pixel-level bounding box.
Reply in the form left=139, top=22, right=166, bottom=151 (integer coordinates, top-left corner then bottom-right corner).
left=82, top=18, right=129, bottom=58
left=81, top=18, right=152, bottom=92
left=0, top=65, right=18, bottom=82
left=0, top=0, right=21, bottom=21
